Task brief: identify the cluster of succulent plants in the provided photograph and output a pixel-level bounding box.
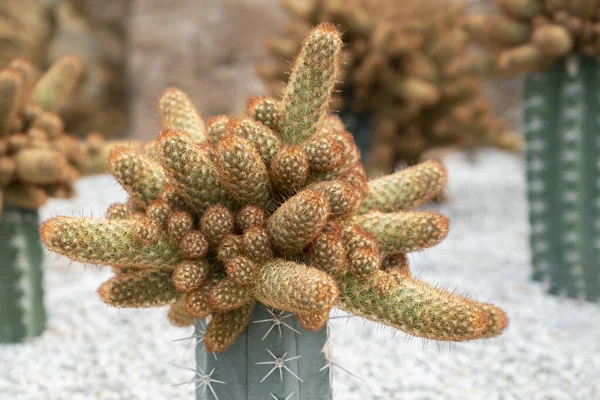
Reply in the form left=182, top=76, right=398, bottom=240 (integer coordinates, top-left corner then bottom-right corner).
left=257, top=0, right=522, bottom=174
left=41, top=24, right=508, bottom=397
left=0, top=55, right=91, bottom=216
left=461, top=0, right=600, bottom=75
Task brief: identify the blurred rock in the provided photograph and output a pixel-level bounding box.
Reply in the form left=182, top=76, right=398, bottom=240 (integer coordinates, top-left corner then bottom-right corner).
left=47, top=0, right=130, bottom=137
left=0, top=0, right=130, bottom=138
left=0, top=0, right=50, bottom=67
left=128, top=0, right=286, bottom=140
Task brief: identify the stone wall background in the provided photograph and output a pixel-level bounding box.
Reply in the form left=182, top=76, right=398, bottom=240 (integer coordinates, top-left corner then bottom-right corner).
left=127, top=0, right=286, bottom=139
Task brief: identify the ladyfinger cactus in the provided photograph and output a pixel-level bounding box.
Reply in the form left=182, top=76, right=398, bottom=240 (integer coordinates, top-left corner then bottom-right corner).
left=259, top=0, right=521, bottom=174
left=469, top=2, right=600, bottom=302
left=40, top=24, right=507, bottom=399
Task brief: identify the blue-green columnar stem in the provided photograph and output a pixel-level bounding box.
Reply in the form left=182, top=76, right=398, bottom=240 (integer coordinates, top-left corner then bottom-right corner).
left=0, top=205, right=46, bottom=343
left=339, top=107, right=373, bottom=163
left=196, top=304, right=331, bottom=400
left=524, top=55, right=600, bottom=302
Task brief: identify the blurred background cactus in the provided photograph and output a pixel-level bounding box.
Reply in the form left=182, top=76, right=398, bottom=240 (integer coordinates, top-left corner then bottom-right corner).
left=465, top=1, right=600, bottom=302
left=257, top=0, right=523, bottom=176
left=0, top=0, right=129, bottom=138
left=0, top=56, right=86, bottom=342
left=40, top=24, right=508, bottom=398
left=0, top=55, right=122, bottom=342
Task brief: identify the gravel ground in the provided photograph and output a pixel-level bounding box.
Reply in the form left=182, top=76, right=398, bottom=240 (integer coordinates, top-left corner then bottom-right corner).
left=1, top=149, right=599, bottom=400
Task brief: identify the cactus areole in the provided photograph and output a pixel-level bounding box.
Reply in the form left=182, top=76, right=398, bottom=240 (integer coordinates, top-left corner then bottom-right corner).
left=40, top=24, right=508, bottom=397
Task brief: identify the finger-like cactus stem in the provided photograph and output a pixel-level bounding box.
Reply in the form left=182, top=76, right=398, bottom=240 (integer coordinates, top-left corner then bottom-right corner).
left=360, top=161, right=447, bottom=213
left=98, top=269, right=178, bottom=307
left=267, top=190, right=330, bottom=254
left=338, top=271, right=506, bottom=341
left=349, top=211, right=449, bottom=253
left=30, top=55, right=82, bottom=112
left=216, top=134, right=272, bottom=208
left=108, top=147, right=166, bottom=205
left=204, top=301, right=256, bottom=353
left=159, top=87, right=207, bottom=143
left=157, top=128, right=229, bottom=211
left=40, top=217, right=182, bottom=268
left=279, top=23, right=342, bottom=144
left=15, top=148, right=67, bottom=184
left=254, top=259, right=339, bottom=314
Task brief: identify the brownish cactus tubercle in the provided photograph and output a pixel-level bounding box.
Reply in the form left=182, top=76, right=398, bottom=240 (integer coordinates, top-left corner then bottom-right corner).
left=40, top=24, right=507, bottom=358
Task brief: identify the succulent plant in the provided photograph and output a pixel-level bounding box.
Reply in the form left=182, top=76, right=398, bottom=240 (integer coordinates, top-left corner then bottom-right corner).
left=466, top=1, right=600, bottom=302
left=257, top=0, right=522, bottom=175
left=0, top=54, right=92, bottom=343
left=41, top=24, right=508, bottom=397
left=0, top=56, right=90, bottom=214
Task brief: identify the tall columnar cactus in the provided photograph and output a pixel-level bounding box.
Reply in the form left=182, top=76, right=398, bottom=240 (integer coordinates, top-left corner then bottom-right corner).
left=464, top=2, right=600, bottom=301
left=0, top=55, right=98, bottom=342
left=258, top=0, right=522, bottom=175
left=525, top=56, right=600, bottom=301
left=40, top=24, right=508, bottom=398
left=0, top=205, right=45, bottom=342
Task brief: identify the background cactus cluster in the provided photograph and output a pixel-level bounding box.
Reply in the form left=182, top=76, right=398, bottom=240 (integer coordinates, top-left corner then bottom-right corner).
left=0, top=0, right=129, bottom=137
left=461, top=0, right=600, bottom=75
left=0, top=56, right=92, bottom=216
left=41, top=24, right=508, bottom=359
left=257, top=0, right=522, bottom=174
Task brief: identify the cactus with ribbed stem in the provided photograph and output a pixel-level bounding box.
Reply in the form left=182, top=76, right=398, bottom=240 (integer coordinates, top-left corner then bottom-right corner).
left=525, top=55, right=600, bottom=301
left=0, top=205, right=45, bottom=343
left=40, top=24, right=508, bottom=398
left=464, top=2, right=600, bottom=302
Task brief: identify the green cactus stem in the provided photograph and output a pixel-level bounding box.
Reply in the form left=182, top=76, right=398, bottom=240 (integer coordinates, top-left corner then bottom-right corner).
left=196, top=304, right=330, bottom=400
left=0, top=205, right=46, bottom=343
left=525, top=55, right=600, bottom=302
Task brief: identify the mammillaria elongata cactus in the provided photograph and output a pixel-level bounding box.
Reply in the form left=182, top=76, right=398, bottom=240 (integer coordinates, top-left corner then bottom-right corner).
left=0, top=55, right=91, bottom=342
left=258, top=0, right=521, bottom=175
left=41, top=24, right=508, bottom=398
left=466, top=2, right=600, bottom=302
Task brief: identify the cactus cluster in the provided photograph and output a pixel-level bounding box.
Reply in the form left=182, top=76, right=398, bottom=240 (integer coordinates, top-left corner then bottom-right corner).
left=0, top=56, right=96, bottom=216
left=258, top=0, right=521, bottom=174
left=461, top=0, right=600, bottom=74
left=41, top=24, right=507, bottom=358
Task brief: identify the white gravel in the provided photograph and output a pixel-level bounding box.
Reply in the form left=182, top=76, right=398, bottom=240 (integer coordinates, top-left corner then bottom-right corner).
left=1, top=149, right=599, bottom=400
